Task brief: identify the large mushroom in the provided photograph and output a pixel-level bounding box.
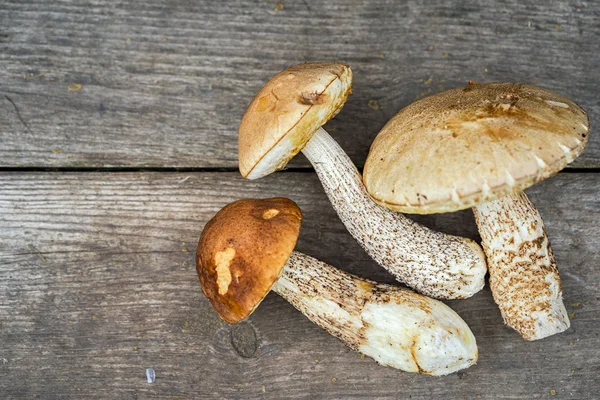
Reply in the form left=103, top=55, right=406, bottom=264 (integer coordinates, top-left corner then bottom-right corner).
left=363, top=82, right=589, bottom=340
left=196, top=198, right=478, bottom=375
left=238, top=62, right=487, bottom=300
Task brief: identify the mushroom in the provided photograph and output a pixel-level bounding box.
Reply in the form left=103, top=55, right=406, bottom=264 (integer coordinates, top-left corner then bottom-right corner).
left=238, top=62, right=487, bottom=300
left=196, top=198, right=478, bottom=375
left=363, top=82, right=589, bottom=340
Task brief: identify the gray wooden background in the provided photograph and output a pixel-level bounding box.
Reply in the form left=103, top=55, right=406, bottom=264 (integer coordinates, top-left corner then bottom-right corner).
left=1, top=1, right=599, bottom=399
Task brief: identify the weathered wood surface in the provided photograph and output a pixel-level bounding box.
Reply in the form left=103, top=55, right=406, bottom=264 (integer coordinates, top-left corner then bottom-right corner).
left=1, top=0, right=599, bottom=169
left=2, top=0, right=600, bottom=398
left=0, top=172, right=598, bottom=399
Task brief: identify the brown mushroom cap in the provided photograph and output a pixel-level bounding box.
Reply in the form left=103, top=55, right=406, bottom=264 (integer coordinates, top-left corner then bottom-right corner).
left=196, top=198, right=302, bottom=323
left=238, top=62, right=352, bottom=179
left=363, top=82, right=589, bottom=214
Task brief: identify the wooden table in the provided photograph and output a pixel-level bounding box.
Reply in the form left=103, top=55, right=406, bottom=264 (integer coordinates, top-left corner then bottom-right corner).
left=1, top=1, right=599, bottom=399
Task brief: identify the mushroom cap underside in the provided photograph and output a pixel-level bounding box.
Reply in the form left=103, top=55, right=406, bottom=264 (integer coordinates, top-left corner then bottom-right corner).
left=196, top=198, right=302, bottom=323
left=238, top=62, right=352, bottom=180
left=363, top=82, right=589, bottom=214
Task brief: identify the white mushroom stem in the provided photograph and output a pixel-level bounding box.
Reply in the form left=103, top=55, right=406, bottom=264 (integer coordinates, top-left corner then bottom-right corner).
left=271, top=251, right=478, bottom=376
left=472, top=192, right=570, bottom=340
left=301, top=127, right=487, bottom=299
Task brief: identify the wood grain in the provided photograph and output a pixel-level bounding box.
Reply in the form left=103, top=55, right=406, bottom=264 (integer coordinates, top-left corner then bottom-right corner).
left=1, top=0, right=599, bottom=169
left=0, top=171, right=598, bottom=399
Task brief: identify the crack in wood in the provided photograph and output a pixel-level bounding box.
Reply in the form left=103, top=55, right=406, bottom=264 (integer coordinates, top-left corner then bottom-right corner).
left=4, top=95, right=32, bottom=134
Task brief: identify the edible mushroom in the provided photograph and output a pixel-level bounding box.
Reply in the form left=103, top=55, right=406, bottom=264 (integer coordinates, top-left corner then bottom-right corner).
left=196, top=197, right=478, bottom=375
left=238, top=62, right=487, bottom=300
left=363, top=82, right=589, bottom=340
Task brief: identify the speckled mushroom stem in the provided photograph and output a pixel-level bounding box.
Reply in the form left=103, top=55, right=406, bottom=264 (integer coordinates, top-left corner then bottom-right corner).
left=271, top=251, right=478, bottom=375
left=472, top=192, right=570, bottom=340
left=301, top=127, right=487, bottom=300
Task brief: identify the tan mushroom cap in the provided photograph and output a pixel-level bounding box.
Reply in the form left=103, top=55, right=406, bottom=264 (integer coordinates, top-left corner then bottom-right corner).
left=196, top=198, right=302, bottom=323
left=238, top=62, right=352, bottom=179
left=363, top=82, right=589, bottom=214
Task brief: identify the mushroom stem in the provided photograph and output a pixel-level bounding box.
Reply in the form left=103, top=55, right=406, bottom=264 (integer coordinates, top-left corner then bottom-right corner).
left=472, top=192, right=570, bottom=340
left=301, top=127, right=487, bottom=299
left=271, top=251, right=478, bottom=375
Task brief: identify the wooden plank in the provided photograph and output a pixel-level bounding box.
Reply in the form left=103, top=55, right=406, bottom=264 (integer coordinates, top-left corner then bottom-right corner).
left=0, top=171, right=598, bottom=399
left=1, top=0, right=599, bottom=169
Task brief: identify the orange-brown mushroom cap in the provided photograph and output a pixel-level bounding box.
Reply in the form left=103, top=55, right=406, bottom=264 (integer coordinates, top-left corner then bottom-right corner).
left=196, top=198, right=302, bottom=323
